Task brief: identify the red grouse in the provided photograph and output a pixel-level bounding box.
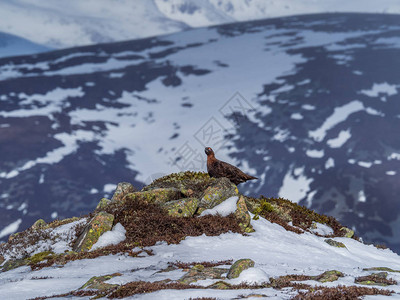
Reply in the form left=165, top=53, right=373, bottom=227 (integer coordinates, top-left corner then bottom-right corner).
left=205, top=147, right=257, bottom=185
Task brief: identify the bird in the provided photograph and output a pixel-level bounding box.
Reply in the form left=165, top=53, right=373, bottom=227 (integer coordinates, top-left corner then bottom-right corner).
left=204, top=147, right=258, bottom=185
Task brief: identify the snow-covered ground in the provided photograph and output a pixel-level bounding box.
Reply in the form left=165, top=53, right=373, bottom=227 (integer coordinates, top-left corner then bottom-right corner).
left=1, top=214, right=400, bottom=299
left=1, top=0, right=400, bottom=51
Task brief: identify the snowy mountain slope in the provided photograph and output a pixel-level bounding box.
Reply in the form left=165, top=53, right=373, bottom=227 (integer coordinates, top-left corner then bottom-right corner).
left=1, top=0, right=400, bottom=50
left=0, top=31, right=51, bottom=58
left=1, top=210, right=400, bottom=299
left=1, top=13, right=400, bottom=256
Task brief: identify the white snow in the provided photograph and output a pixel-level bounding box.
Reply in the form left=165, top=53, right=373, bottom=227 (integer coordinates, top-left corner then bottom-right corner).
left=360, top=82, right=398, bottom=97
left=1, top=0, right=400, bottom=52
left=358, top=190, right=367, bottom=203
left=1, top=214, right=400, bottom=299
left=327, top=129, right=351, bottom=148
left=200, top=196, right=238, bottom=217
left=0, top=219, right=22, bottom=239
left=309, top=101, right=364, bottom=142
left=103, top=183, right=117, bottom=194
left=386, top=170, right=397, bottom=175
left=90, top=223, right=126, bottom=251
left=310, top=222, right=334, bottom=236
left=279, top=166, right=312, bottom=203
left=325, top=157, right=335, bottom=169
left=306, top=149, right=324, bottom=158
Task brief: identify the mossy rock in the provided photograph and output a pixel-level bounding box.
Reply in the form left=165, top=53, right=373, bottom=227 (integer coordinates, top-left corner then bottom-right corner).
left=123, top=188, right=182, bottom=206
left=73, top=212, right=114, bottom=252
left=324, top=239, right=346, bottom=248
left=340, top=227, right=354, bottom=238
left=355, top=272, right=396, bottom=286
left=227, top=258, right=255, bottom=279
left=162, top=198, right=199, bottom=217
left=1, top=258, right=27, bottom=272
left=27, top=251, right=55, bottom=265
left=31, top=219, right=46, bottom=230
left=0, top=255, right=4, bottom=266
left=46, top=216, right=81, bottom=229
left=143, top=171, right=214, bottom=198
left=235, top=196, right=253, bottom=232
left=200, top=177, right=238, bottom=209
left=96, top=198, right=111, bottom=210
left=111, top=182, right=135, bottom=202
left=208, top=280, right=232, bottom=289
left=312, top=270, right=344, bottom=283
left=363, top=267, right=400, bottom=273
left=179, top=264, right=228, bottom=284
left=79, top=273, right=122, bottom=291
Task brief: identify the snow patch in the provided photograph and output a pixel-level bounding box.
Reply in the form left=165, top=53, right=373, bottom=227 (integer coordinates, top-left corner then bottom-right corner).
left=327, top=129, right=351, bottom=148
left=200, top=196, right=238, bottom=217
left=0, top=219, right=22, bottom=239
left=91, top=223, right=126, bottom=251
left=279, top=166, right=312, bottom=203
left=360, top=82, right=398, bottom=97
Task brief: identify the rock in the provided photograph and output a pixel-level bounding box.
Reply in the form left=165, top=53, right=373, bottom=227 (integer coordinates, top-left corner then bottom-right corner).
left=96, top=198, right=111, bottom=210
left=0, top=255, right=4, bottom=266
left=340, top=227, right=354, bottom=238
left=1, top=259, right=26, bottom=272
left=123, top=188, right=182, bottom=206
left=363, top=267, right=400, bottom=273
left=111, top=182, right=135, bottom=202
left=355, top=272, right=397, bottom=286
left=200, top=177, right=238, bottom=209
left=143, top=171, right=214, bottom=198
left=208, top=280, right=231, bottom=289
left=235, top=196, right=253, bottom=232
left=179, top=264, right=228, bottom=284
left=227, top=258, right=255, bottom=279
left=324, top=239, right=346, bottom=248
left=73, top=212, right=114, bottom=252
left=31, top=219, right=46, bottom=230
left=313, top=270, right=344, bottom=282
left=162, top=198, right=199, bottom=217
left=79, top=273, right=122, bottom=291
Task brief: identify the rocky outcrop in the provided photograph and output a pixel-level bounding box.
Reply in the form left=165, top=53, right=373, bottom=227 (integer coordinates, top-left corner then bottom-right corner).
left=227, top=259, right=255, bottom=279
left=73, top=212, right=114, bottom=252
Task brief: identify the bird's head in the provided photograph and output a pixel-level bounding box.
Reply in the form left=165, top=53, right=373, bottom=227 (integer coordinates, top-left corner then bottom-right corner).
left=204, top=147, right=215, bottom=157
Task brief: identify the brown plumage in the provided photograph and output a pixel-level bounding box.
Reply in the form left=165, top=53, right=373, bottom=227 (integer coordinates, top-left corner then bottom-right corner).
left=205, top=147, right=257, bottom=185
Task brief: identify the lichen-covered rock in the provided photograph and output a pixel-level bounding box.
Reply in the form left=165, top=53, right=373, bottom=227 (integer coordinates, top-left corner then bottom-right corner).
left=123, top=188, right=182, bottom=206
left=313, top=270, right=344, bottom=282
left=355, top=272, right=397, bottom=286
left=96, top=198, right=111, bottom=210
left=324, top=238, right=346, bottom=248
left=200, top=177, right=238, bottom=209
left=143, top=171, right=214, bottom=198
left=31, top=219, right=46, bottom=230
left=227, top=258, right=255, bottom=279
left=363, top=267, right=400, bottom=273
left=235, top=196, right=253, bottom=232
left=79, top=273, right=121, bottom=291
left=111, top=182, right=135, bottom=202
left=340, top=227, right=355, bottom=238
left=179, top=264, right=228, bottom=284
left=208, top=280, right=231, bottom=289
left=0, top=255, right=4, bottom=266
left=162, top=198, right=199, bottom=217
left=1, top=258, right=26, bottom=272
left=73, top=212, right=114, bottom=252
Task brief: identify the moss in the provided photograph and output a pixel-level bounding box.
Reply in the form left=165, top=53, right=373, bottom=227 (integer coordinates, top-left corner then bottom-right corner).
left=162, top=198, right=199, bottom=217
left=355, top=272, right=397, bottom=286
left=79, top=273, right=122, bottom=291
left=325, top=239, right=346, bottom=248
left=143, top=171, right=215, bottom=198
left=27, top=251, right=55, bottom=265
left=245, top=196, right=347, bottom=237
